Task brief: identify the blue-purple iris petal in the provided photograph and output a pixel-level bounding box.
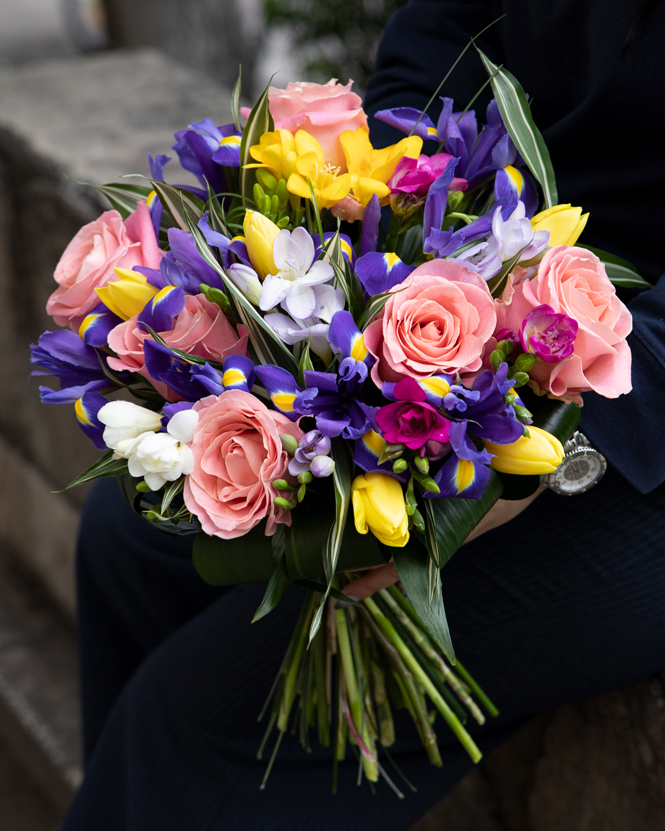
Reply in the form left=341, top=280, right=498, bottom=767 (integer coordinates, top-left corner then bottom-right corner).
left=172, top=129, right=227, bottom=194
left=435, top=97, right=454, bottom=138
left=162, top=401, right=194, bottom=424
left=189, top=362, right=225, bottom=396
left=374, top=107, right=437, bottom=141
left=303, top=370, right=339, bottom=394
left=143, top=341, right=198, bottom=401
left=360, top=193, right=381, bottom=256
left=148, top=152, right=171, bottom=182
left=167, top=228, right=224, bottom=291
left=221, top=354, right=255, bottom=391
left=138, top=285, right=186, bottom=334
left=198, top=214, right=231, bottom=253
left=328, top=310, right=362, bottom=360
left=491, top=134, right=516, bottom=170
left=30, top=329, right=106, bottom=390
left=430, top=451, right=491, bottom=499
left=75, top=391, right=108, bottom=451
left=355, top=252, right=415, bottom=296
left=254, top=365, right=302, bottom=419
left=38, top=380, right=107, bottom=404
left=441, top=118, right=469, bottom=175
left=455, top=110, right=478, bottom=157
left=79, top=305, right=123, bottom=348
left=423, top=157, right=460, bottom=255
left=312, top=231, right=356, bottom=266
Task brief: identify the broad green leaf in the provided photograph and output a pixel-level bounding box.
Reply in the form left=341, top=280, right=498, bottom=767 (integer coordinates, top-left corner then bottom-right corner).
left=578, top=245, right=651, bottom=289
left=239, top=79, right=274, bottom=204
left=477, top=48, right=558, bottom=209
left=184, top=213, right=298, bottom=374
left=59, top=450, right=128, bottom=491
left=76, top=181, right=152, bottom=218
left=308, top=440, right=353, bottom=643
left=151, top=182, right=205, bottom=231
left=192, top=522, right=276, bottom=585
left=392, top=536, right=455, bottom=663
left=253, top=555, right=291, bottom=622
left=231, top=66, right=242, bottom=133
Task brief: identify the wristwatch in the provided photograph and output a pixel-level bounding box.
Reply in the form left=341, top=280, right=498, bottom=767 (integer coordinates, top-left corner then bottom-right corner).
left=544, top=431, right=607, bottom=495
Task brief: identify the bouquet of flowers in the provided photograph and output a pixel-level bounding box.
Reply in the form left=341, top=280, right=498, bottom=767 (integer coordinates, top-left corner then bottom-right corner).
left=31, top=43, right=642, bottom=794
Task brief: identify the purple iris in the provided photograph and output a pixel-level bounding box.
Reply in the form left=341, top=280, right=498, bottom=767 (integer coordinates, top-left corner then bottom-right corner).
left=520, top=305, right=578, bottom=363
left=172, top=120, right=240, bottom=195
left=295, top=362, right=373, bottom=439
left=30, top=330, right=109, bottom=400
left=376, top=378, right=450, bottom=450
left=456, top=362, right=526, bottom=444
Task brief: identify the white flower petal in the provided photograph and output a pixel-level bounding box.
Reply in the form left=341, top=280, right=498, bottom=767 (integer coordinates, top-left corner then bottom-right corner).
left=260, top=274, right=292, bottom=311
left=284, top=283, right=316, bottom=320
left=271, top=229, right=293, bottom=272
left=301, top=259, right=334, bottom=286
left=290, top=226, right=315, bottom=268
left=167, top=409, right=199, bottom=444
left=180, top=444, right=195, bottom=476
left=265, top=312, right=311, bottom=344
left=312, top=285, right=346, bottom=323
left=228, top=264, right=262, bottom=305
left=144, top=472, right=166, bottom=491
left=98, top=401, right=162, bottom=449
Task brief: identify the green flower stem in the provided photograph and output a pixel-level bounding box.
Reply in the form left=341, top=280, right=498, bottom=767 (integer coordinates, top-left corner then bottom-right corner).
left=379, top=589, right=486, bottom=725
left=335, top=607, right=379, bottom=782
left=314, top=623, right=330, bottom=747
left=277, top=591, right=316, bottom=732
left=363, top=596, right=483, bottom=764
left=359, top=607, right=442, bottom=767
left=451, top=660, right=500, bottom=718
left=369, top=653, right=395, bottom=747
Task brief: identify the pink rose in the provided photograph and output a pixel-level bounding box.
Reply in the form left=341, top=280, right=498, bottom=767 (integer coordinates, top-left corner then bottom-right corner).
left=184, top=391, right=303, bottom=539
left=107, top=294, right=249, bottom=396
left=47, top=201, right=162, bottom=331
left=266, top=80, right=367, bottom=172
left=364, top=259, right=497, bottom=386
left=495, top=246, right=632, bottom=399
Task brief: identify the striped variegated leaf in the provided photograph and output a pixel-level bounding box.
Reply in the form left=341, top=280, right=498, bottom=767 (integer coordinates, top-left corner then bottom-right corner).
left=184, top=213, right=298, bottom=374
left=239, top=79, right=274, bottom=204
left=231, top=66, right=242, bottom=132
left=151, top=182, right=205, bottom=231
left=478, top=48, right=558, bottom=209
left=81, top=181, right=152, bottom=218
left=579, top=245, right=651, bottom=289
left=308, top=439, right=352, bottom=644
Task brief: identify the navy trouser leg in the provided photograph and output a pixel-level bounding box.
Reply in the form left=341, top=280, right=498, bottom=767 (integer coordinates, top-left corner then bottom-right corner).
left=63, top=469, right=665, bottom=830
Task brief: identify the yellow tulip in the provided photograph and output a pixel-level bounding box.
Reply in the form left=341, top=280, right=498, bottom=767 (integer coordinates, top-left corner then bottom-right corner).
left=485, top=426, right=565, bottom=475
left=287, top=130, right=352, bottom=209
left=95, top=269, right=159, bottom=320
left=351, top=472, right=410, bottom=548
left=530, top=204, right=589, bottom=247
left=339, top=127, right=423, bottom=209
left=243, top=210, right=280, bottom=279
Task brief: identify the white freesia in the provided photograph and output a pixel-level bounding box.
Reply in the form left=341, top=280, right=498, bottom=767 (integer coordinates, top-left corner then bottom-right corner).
left=265, top=285, right=345, bottom=362
left=98, top=401, right=163, bottom=449
left=259, top=226, right=334, bottom=320
left=492, top=200, right=550, bottom=262
left=112, top=408, right=200, bottom=491
left=227, top=263, right=263, bottom=306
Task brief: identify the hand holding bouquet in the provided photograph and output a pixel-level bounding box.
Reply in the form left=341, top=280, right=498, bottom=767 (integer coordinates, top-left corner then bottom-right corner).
left=31, top=45, right=642, bottom=792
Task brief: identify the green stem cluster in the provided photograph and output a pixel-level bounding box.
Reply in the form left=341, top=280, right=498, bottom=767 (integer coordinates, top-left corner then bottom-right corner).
left=257, top=578, right=498, bottom=793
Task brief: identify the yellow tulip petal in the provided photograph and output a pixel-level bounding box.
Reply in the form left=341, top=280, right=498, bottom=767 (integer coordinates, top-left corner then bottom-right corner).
left=352, top=488, right=369, bottom=535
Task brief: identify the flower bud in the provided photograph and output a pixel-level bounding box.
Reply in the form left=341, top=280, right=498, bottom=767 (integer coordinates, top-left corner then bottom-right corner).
left=227, top=264, right=262, bottom=306
left=256, top=168, right=278, bottom=194
left=490, top=350, right=505, bottom=370
left=280, top=434, right=299, bottom=456
left=485, top=425, right=565, bottom=475
left=98, top=400, right=162, bottom=449
left=310, top=455, right=335, bottom=478
left=351, top=472, right=410, bottom=548
left=515, top=352, right=537, bottom=372
left=392, top=458, right=408, bottom=474
left=530, top=204, right=589, bottom=247
left=413, top=455, right=430, bottom=475
left=274, top=496, right=292, bottom=510
left=297, top=471, right=313, bottom=485
left=297, top=483, right=307, bottom=502
left=273, top=479, right=291, bottom=491
left=243, top=210, right=280, bottom=280
left=496, top=339, right=515, bottom=356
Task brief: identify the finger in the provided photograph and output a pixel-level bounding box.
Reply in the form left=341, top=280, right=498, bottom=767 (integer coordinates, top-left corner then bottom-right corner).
left=342, top=562, right=399, bottom=601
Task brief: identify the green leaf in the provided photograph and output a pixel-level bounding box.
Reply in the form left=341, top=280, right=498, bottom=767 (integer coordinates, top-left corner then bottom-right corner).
left=183, top=213, right=299, bottom=374
left=192, top=522, right=276, bottom=585
left=141, top=324, right=223, bottom=368
left=160, top=478, right=185, bottom=515
left=58, top=450, right=128, bottom=491
left=308, top=440, right=353, bottom=643
left=577, top=245, right=651, bottom=289
left=297, top=340, right=314, bottom=386
left=151, top=182, right=205, bottom=231
left=239, top=79, right=274, bottom=204
left=75, top=181, right=152, bottom=218
left=205, top=180, right=232, bottom=239
left=252, top=555, right=291, bottom=622
left=477, top=48, right=558, bottom=209
left=487, top=244, right=528, bottom=298
left=231, top=65, right=242, bottom=133
left=392, top=536, right=455, bottom=664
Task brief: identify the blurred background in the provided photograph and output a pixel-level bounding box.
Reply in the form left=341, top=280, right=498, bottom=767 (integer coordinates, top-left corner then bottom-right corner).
left=0, top=1, right=663, bottom=829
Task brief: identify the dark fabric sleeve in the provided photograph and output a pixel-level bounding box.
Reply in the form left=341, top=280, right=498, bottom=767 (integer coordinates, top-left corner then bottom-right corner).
left=364, top=0, right=503, bottom=149
left=581, top=275, right=665, bottom=495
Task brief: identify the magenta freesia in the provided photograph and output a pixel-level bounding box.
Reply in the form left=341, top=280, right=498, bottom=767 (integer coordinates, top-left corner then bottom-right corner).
left=388, top=153, right=467, bottom=213
left=520, top=304, right=578, bottom=362
left=376, top=377, right=450, bottom=450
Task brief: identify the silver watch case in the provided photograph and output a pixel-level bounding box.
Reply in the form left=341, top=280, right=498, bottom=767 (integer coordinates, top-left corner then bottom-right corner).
left=544, top=431, right=607, bottom=495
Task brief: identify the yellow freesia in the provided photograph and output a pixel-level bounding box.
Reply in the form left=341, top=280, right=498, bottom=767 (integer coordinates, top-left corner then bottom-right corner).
left=351, top=472, right=410, bottom=548
left=95, top=269, right=159, bottom=320
left=339, top=127, right=423, bottom=208
left=245, top=129, right=298, bottom=181
left=287, top=130, right=352, bottom=209
left=243, top=210, right=280, bottom=279
left=531, top=204, right=589, bottom=247
left=485, top=426, right=565, bottom=475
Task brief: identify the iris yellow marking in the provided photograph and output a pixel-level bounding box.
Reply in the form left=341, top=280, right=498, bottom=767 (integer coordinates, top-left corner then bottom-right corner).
left=222, top=368, right=246, bottom=387
left=421, top=376, right=450, bottom=397
left=427, top=126, right=438, bottom=137
left=152, top=286, right=176, bottom=307
left=78, top=314, right=100, bottom=340
left=455, top=459, right=475, bottom=493
left=383, top=252, right=401, bottom=271
left=362, top=429, right=385, bottom=457
left=340, top=239, right=354, bottom=262
left=230, top=235, right=246, bottom=245
left=220, top=135, right=241, bottom=147
left=272, top=392, right=296, bottom=412
left=504, top=165, right=524, bottom=194
left=146, top=190, right=157, bottom=207
left=74, top=398, right=92, bottom=426
left=350, top=333, right=368, bottom=362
